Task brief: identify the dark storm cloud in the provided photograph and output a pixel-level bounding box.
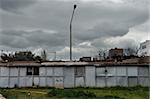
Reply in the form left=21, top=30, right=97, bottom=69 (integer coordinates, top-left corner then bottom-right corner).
left=74, top=1, right=149, bottom=41
left=0, top=0, right=36, bottom=13
left=0, top=0, right=149, bottom=59
left=0, top=29, right=66, bottom=48
left=75, top=22, right=129, bottom=41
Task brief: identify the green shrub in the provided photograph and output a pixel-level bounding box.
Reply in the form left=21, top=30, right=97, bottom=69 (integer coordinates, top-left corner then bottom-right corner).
left=99, top=96, right=124, bottom=99
left=48, top=88, right=96, bottom=98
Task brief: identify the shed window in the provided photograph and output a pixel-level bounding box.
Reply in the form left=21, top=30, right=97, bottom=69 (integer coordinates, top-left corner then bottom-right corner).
left=33, top=67, right=39, bottom=75
left=27, top=67, right=39, bottom=75
left=27, top=67, right=32, bottom=75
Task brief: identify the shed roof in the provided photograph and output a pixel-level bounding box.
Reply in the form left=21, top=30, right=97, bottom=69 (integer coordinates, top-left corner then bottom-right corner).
left=0, top=61, right=149, bottom=67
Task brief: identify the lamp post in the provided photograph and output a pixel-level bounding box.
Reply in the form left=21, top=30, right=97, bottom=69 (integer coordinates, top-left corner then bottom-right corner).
left=70, top=4, right=77, bottom=61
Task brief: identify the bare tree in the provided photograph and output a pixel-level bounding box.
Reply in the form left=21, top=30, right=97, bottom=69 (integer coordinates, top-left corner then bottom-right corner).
left=125, top=47, right=139, bottom=56
left=98, top=49, right=107, bottom=60
left=41, top=50, right=47, bottom=61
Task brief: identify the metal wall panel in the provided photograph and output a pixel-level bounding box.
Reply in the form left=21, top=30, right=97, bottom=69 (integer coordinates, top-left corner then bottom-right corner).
left=128, top=67, right=138, bottom=76
left=148, top=65, right=150, bottom=77
left=0, top=65, right=149, bottom=88
left=33, top=77, right=39, bottom=86
left=0, top=77, right=9, bottom=87
left=0, top=67, right=9, bottom=76
left=116, top=77, right=127, bottom=86
left=96, top=67, right=105, bottom=76
left=47, top=77, right=53, bottom=86
left=138, top=67, right=149, bottom=76
left=106, top=77, right=116, bottom=87
left=19, top=77, right=26, bottom=87
left=85, top=66, right=95, bottom=87
left=26, top=77, right=32, bottom=87
left=39, top=77, right=46, bottom=86
left=75, top=67, right=85, bottom=76
left=75, top=77, right=84, bottom=87
left=128, top=77, right=137, bottom=86
left=20, top=68, right=26, bottom=76
left=96, top=77, right=105, bottom=87
left=106, top=67, right=116, bottom=76
left=54, top=67, right=63, bottom=76
left=46, top=67, right=53, bottom=76
left=116, top=67, right=126, bottom=76
left=10, top=67, right=18, bottom=77
left=54, top=77, right=63, bottom=88
left=64, top=67, right=74, bottom=88
left=9, top=77, right=18, bottom=88
left=138, top=77, right=149, bottom=86
left=40, top=67, right=46, bottom=76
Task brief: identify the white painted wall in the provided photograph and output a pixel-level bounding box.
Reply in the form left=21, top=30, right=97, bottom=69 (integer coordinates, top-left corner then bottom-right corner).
left=85, top=66, right=95, bottom=87
left=0, top=65, right=149, bottom=88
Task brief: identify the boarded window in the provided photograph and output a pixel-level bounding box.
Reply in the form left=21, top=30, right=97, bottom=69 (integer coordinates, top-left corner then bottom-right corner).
left=75, top=67, right=85, bottom=76
left=27, top=67, right=39, bottom=75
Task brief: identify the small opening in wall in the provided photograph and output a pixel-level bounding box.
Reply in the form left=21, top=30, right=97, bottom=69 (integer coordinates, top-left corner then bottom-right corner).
left=27, top=67, right=39, bottom=75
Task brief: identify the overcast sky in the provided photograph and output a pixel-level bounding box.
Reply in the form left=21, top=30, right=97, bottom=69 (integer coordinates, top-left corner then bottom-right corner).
left=0, top=0, right=149, bottom=60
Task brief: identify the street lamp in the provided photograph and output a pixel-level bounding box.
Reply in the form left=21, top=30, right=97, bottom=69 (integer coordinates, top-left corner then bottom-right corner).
left=70, top=4, right=77, bottom=61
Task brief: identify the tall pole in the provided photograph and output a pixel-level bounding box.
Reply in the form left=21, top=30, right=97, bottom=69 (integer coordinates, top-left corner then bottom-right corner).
left=70, top=4, right=77, bottom=61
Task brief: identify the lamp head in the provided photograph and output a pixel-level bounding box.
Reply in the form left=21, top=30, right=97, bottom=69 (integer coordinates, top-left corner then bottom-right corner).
left=74, top=4, right=77, bottom=9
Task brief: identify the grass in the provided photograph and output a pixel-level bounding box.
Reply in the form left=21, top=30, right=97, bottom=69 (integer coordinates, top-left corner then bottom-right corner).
left=0, top=86, right=149, bottom=99
left=48, top=88, right=96, bottom=98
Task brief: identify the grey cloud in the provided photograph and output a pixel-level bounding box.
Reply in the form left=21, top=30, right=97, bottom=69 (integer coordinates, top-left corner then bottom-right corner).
left=75, top=22, right=129, bottom=41
left=74, top=1, right=149, bottom=41
left=91, top=37, right=138, bottom=49
left=0, top=0, right=36, bottom=13
left=0, top=0, right=149, bottom=59
left=0, top=29, right=66, bottom=48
